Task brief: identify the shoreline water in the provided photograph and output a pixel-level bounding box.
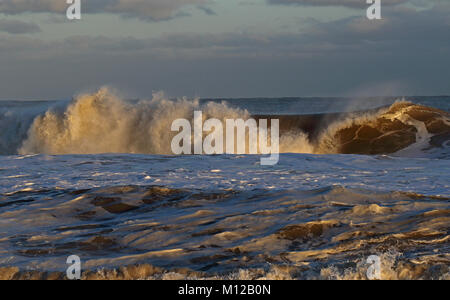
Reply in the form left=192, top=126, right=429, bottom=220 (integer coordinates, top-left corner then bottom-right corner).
left=0, top=93, right=449, bottom=280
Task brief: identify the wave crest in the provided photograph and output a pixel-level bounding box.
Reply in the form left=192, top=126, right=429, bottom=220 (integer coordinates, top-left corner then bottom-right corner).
left=15, top=88, right=450, bottom=157
left=315, top=101, right=450, bottom=155
left=19, top=88, right=249, bottom=155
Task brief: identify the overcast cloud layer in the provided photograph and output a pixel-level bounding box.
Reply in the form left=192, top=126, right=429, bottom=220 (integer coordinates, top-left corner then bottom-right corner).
left=0, top=19, right=40, bottom=34
left=0, top=0, right=449, bottom=99
left=0, top=0, right=208, bottom=21
left=267, top=0, right=409, bottom=8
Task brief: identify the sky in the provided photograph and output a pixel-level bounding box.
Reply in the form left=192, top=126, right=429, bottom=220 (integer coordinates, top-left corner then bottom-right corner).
left=0, top=0, right=449, bottom=100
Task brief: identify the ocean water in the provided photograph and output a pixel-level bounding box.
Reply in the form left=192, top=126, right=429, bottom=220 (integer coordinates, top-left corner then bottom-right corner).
left=0, top=89, right=449, bottom=280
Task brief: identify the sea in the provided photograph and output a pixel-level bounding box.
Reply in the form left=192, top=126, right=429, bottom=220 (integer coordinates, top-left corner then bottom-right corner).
left=0, top=88, right=448, bottom=279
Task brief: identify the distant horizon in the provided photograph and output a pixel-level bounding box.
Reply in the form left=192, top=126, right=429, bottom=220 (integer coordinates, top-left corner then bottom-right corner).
left=2, top=94, right=450, bottom=102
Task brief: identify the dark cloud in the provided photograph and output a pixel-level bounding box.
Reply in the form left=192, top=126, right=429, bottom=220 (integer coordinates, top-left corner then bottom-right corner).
left=0, top=19, right=41, bottom=34
left=267, top=0, right=409, bottom=8
left=196, top=5, right=217, bottom=16
left=0, top=0, right=208, bottom=21
left=0, top=3, right=448, bottom=98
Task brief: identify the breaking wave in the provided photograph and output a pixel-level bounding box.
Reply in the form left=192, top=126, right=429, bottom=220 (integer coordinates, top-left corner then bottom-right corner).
left=0, top=87, right=448, bottom=157
left=18, top=88, right=249, bottom=155
left=314, top=102, right=450, bottom=156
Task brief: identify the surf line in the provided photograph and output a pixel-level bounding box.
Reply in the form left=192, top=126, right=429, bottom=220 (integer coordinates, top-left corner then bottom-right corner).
left=171, top=111, right=280, bottom=165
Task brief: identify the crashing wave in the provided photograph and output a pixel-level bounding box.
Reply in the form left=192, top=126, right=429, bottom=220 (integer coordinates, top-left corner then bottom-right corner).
left=315, top=101, right=450, bottom=155
left=0, top=88, right=447, bottom=157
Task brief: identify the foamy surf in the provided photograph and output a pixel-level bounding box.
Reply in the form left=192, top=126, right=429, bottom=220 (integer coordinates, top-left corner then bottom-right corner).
left=0, top=89, right=449, bottom=280
left=0, top=182, right=448, bottom=280
left=0, top=88, right=447, bottom=158
left=0, top=153, right=449, bottom=280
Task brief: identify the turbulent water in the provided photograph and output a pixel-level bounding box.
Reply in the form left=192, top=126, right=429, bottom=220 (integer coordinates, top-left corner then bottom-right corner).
left=0, top=89, right=449, bottom=280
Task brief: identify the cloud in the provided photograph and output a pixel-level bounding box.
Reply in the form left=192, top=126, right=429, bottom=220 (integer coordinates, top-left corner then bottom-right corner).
left=0, top=19, right=41, bottom=34
left=0, top=0, right=68, bottom=14
left=196, top=5, right=216, bottom=16
left=299, top=4, right=450, bottom=46
left=0, top=2, right=449, bottom=98
left=0, top=0, right=208, bottom=21
left=267, top=0, right=409, bottom=8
